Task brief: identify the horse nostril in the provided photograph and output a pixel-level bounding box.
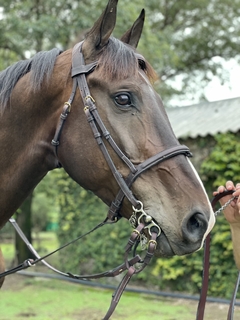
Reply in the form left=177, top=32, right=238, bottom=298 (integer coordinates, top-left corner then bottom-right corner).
left=182, top=212, right=208, bottom=244
left=188, top=214, right=200, bottom=231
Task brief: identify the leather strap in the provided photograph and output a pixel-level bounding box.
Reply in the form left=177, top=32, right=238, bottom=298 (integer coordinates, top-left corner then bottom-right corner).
left=108, top=145, right=192, bottom=220
left=103, top=228, right=158, bottom=320
left=196, top=233, right=211, bottom=320
left=72, top=42, right=137, bottom=174
left=196, top=189, right=240, bottom=320
left=67, top=255, right=141, bottom=280
left=51, top=77, right=78, bottom=164
left=2, top=219, right=144, bottom=282
left=102, top=266, right=136, bottom=320
left=0, top=218, right=106, bottom=278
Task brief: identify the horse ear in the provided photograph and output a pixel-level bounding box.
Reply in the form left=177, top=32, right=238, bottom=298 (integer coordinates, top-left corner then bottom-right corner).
left=120, top=9, right=145, bottom=48
left=83, top=0, right=117, bottom=56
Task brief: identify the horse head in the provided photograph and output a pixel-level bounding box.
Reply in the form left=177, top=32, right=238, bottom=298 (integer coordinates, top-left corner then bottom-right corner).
left=56, top=0, right=215, bottom=257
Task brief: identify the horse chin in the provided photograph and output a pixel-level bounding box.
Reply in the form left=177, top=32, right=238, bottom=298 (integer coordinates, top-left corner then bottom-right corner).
left=154, top=231, right=203, bottom=257
left=154, top=232, right=175, bottom=258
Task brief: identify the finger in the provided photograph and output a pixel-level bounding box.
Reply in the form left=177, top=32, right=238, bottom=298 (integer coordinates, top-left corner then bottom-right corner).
left=213, top=187, right=223, bottom=196
left=233, top=184, right=240, bottom=197
left=213, top=185, right=226, bottom=196
left=217, top=185, right=226, bottom=193
left=226, top=180, right=234, bottom=190
left=233, top=189, right=240, bottom=197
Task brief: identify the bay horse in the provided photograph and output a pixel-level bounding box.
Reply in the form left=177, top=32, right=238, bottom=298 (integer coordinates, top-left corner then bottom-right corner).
left=0, top=0, right=215, bottom=289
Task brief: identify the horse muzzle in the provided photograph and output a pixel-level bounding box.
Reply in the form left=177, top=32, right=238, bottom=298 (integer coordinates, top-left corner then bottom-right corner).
left=153, top=210, right=211, bottom=257
left=129, top=203, right=212, bottom=257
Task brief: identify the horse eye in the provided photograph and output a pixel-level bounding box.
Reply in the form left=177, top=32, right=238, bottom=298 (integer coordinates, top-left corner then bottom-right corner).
left=114, top=93, right=132, bottom=107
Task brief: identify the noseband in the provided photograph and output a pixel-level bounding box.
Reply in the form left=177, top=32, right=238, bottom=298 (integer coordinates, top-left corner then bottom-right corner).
left=52, top=41, right=192, bottom=235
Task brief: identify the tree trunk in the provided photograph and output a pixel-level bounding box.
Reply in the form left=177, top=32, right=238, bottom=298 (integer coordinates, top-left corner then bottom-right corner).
left=15, top=193, right=34, bottom=264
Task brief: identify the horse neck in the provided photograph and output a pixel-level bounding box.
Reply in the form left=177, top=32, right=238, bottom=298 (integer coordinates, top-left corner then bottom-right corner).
left=0, top=55, right=72, bottom=227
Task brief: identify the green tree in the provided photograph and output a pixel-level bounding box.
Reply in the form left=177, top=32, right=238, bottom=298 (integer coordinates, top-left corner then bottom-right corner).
left=144, top=0, right=240, bottom=103
left=1, top=0, right=240, bottom=102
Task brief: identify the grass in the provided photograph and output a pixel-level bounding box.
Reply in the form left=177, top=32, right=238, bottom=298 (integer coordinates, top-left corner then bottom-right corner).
left=1, top=231, right=240, bottom=319
left=1, top=274, right=240, bottom=320
left=0, top=276, right=196, bottom=320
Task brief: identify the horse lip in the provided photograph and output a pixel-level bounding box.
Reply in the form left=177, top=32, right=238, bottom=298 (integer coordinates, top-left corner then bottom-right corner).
left=154, top=232, right=175, bottom=257
left=154, top=226, right=190, bottom=257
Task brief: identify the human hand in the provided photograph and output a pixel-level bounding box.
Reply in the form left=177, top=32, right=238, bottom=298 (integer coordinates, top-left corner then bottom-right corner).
left=213, top=180, right=240, bottom=224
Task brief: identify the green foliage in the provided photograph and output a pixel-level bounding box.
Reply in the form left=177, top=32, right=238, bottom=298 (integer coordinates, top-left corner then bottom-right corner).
left=55, top=169, right=132, bottom=275
left=31, top=172, right=60, bottom=231
left=144, top=0, right=240, bottom=104
left=201, top=132, right=240, bottom=188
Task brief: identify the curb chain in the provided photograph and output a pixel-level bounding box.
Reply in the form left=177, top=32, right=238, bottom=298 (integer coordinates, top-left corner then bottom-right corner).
left=214, top=196, right=238, bottom=216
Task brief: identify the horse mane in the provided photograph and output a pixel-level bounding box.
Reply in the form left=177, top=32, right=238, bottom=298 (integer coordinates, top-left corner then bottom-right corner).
left=0, top=48, right=62, bottom=110
left=0, top=38, right=157, bottom=111
left=97, top=37, right=158, bottom=83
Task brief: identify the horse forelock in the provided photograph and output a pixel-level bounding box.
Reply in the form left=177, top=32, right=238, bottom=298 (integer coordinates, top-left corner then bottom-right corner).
left=0, top=48, right=62, bottom=111
left=97, top=37, right=158, bottom=83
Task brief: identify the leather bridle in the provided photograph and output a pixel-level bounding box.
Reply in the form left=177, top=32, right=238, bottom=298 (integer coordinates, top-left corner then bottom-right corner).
left=52, top=41, right=192, bottom=224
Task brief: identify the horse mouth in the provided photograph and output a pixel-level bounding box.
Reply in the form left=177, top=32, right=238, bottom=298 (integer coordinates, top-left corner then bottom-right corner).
left=154, top=227, right=205, bottom=257
left=154, top=232, right=175, bottom=257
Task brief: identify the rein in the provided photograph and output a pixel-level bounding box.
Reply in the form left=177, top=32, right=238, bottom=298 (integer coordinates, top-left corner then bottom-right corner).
left=197, top=190, right=240, bottom=320
left=3, top=214, right=158, bottom=320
